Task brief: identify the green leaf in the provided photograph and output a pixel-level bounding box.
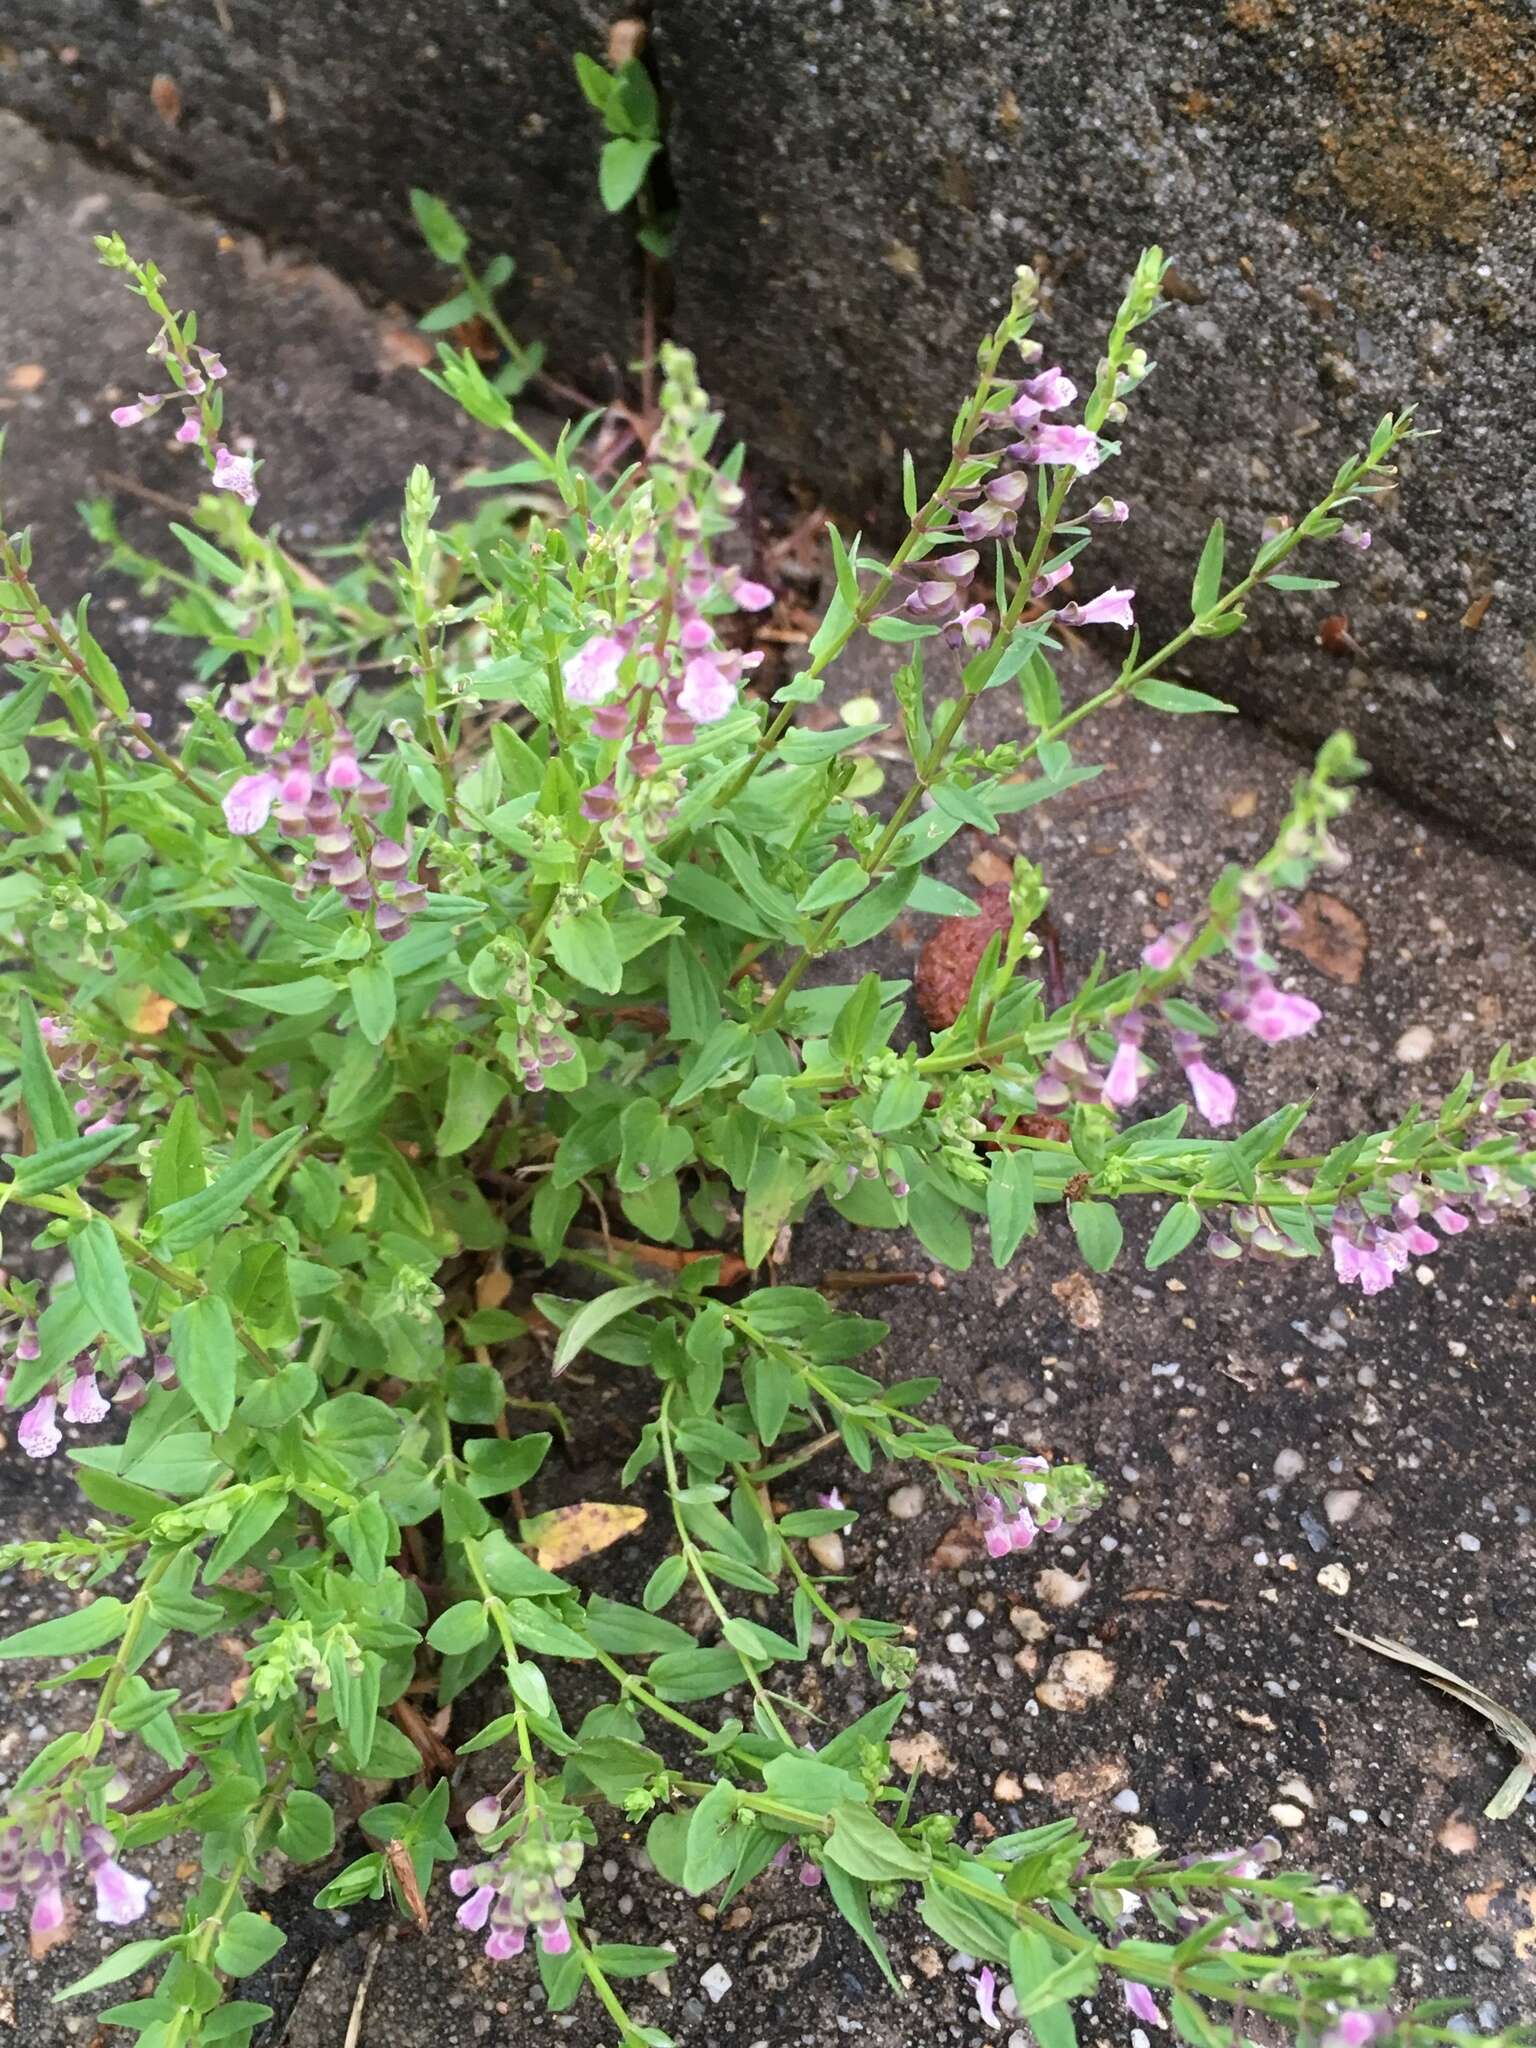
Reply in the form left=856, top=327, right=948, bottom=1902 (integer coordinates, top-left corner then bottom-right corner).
left=642, top=1553, right=687, bottom=1614
left=762, top=1754, right=863, bottom=1809
left=987, top=1151, right=1037, bottom=1267
left=464, top=1433, right=552, bottom=1497
left=169, top=1296, right=239, bottom=1433
left=6, top=1124, right=137, bottom=1197
left=798, top=858, right=869, bottom=915
left=149, top=1095, right=207, bottom=1214
left=410, top=187, right=469, bottom=263
left=682, top=1779, right=741, bottom=1894
left=550, top=908, right=622, bottom=994
left=230, top=976, right=340, bottom=1016
left=348, top=959, right=396, bottom=1045
left=17, top=997, right=74, bottom=1146
left=871, top=1066, right=927, bottom=1134
left=582, top=1595, right=693, bottom=1656
left=438, top=1056, right=508, bottom=1157
left=168, top=521, right=243, bottom=584
left=1145, top=1201, right=1201, bottom=1270
left=71, top=1217, right=143, bottom=1356
left=823, top=1801, right=929, bottom=1882
left=868, top=615, right=939, bottom=643
left=214, top=1910, right=287, bottom=1977
left=598, top=136, right=659, bottom=211
left=0, top=672, right=50, bottom=746
left=551, top=1284, right=661, bottom=1374
left=822, top=1860, right=902, bottom=1990
left=1069, top=1200, right=1123, bottom=1273
left=52, top=1937, right=172, bottom=2001
left=743, top=1149, right=802, bottom=1268
left=1130, top=679, right=1235, bottom=716
left=153, top=1127, right=305, bottom=1253
left=1191, top=517, right=1225, bottom=615
left=278, top=1794, right=337, bottom=1875
left=427, top=1600, right=489, bottom=1655
left=0, top=1597, right=129, bottom=1661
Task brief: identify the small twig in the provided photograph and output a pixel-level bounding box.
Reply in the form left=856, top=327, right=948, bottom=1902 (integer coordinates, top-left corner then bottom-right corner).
left=342, top=1929, right=386, bottom=2048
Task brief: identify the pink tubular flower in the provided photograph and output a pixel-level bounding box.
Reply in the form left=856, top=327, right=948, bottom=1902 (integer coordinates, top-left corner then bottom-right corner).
left=222, top=771, right=281, bottom=836
left=64, top=1371, right=110, bottom=1427
left=539, top=1918, right=572, bottom=1956
left=678, top=653, right=737, bottom=724
left=1020, top=422, right=1103, bottom=474
left=1124, top=1979, right=1166, bottom=2029
left=486, top=1926, right=527, bottom=1960
left=1104, top=1012, right=1146, bottom=1110
left=455, top=1884, right=494, bottom=1932
left=1172, top=1030, right=1236, bottom=1126
left=110, top=393, right=167, bottom=428
left=1341, top=525, right=1372, bottom=551
left=28, top=1883, right=65, bottom=1939
left=971, top=1965, right=1001, bottom=2030
left=1142, top=921, right=1193, bottom=971
left=1321, top=2013, right=1393, bottom=2048
left=18, top=1394, right=61, bottom=1459
left=174, top=416, right=203, bottom=446
left=1086, top=496, right=1130, bottom=526
left=1057, top=586, right=1136, bottom=629
left=563, top=633, right=627, bottom=705
left=91, top=1858, right=151, bottom=1926
left=1434, top=1202, right=1469, bottom=1235
left=211, top=446, right=258, bottom=508
left=732, top=577, right=775, bottom=612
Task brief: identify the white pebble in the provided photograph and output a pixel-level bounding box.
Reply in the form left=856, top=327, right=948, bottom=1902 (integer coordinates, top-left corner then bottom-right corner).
left=1457, top=1532, right=1482, bottom=1552
left=1324, top=1489, right=1361, bottom=1525
left=1273, top=1448, right=1305, bottom=1481
left=1394, top=1024, right=1435, bottom=1063
left=1316, top=1562, right=1351, bottom=1596
left=887, top=1484, right=925, bottom=1520
left=1111, top=1789, right=1141, bottom=1814
left=700, top=1963, right=733, bottom=2003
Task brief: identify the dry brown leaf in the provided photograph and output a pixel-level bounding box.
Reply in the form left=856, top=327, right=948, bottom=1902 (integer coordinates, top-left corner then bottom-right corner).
left=385, top=1840, right=429, bottom=1934
left=1279, top=889, right=1368, bottom=985
left=530, top=1502, right=645, bottom=1571
left=1227, top=788, right=1258, bottom=819
left=1051, top=1270, right=1103, bottom=1330
left=476, top=1263, right=512, bottom=1311
left=967, top=849, right=1013, bottom=886
left=150, top=73, right=183, bottom=125
left=6, top=364, right=45, bottom=393
left=378, top=325, right=434, bottom=372
left=929, top=1516, right=984, bottom=1569
left=1461, top=592, right=1493, bottom=632
left=129, top=989, right=177, bottom=1035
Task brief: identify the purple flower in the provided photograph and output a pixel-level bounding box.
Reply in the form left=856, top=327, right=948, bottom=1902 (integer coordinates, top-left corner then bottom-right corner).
left=109, top=393, right=167, bottom=428
left=1434, top=1202, right=1469, bottom=1235
left=174, top=416, right=203, bottom=446
left=18, top=1394, right=61, bottom=1460
left=971, top=1964, right=1001, bottom=2030
left=1057, top=586, right=1135, bottom=629
left=732, top=577, right=775, bottom=612
left=465, top=1798, right=501, bottom=1835
left=978, top=1492, right=1037, bottom=1558
left=1142, top=922, right=1193, bottom=971
left=946, top=603, right=993, bottom=652
left=223, top=772, right=280, bottom=836
left=1341, top=525, right=1372, bottom=551
left=456, top=1883, right=494, bottom=1932
left=564, top=633, right=626, bottom=705
left=91, top=1858, right=151, bottom=1926
left=1321, top=2013, right=1393, bottom=2048
left=28, top=1883, right=65, bottom=1939
left=211, top=446, right=259, bottom=508
left=1086, top=497, right=1130, bottom=526
left=486, top=1926, right=526, bottom=1960
left=1021, top=366, right=1077, bottom=412
left=1123, top=1979, right=1166, bottom=2029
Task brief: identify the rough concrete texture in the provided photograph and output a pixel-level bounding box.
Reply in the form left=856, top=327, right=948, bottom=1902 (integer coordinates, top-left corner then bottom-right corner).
left=661, top=0, right=1536, bottom=858
left=0, top=1, right=637, bottom=373
left=2, top=94, right=1535, bottom=2048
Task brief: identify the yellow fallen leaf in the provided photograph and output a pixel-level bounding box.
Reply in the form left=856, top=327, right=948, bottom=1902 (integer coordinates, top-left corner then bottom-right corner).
left=529, top=1501, right=646, bottom=1571
left=130, top=989, right=178, bottom=1035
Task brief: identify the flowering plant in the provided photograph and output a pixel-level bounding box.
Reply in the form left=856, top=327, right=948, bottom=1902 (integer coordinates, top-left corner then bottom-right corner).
left=0, top=225, right=1529, bottom=2048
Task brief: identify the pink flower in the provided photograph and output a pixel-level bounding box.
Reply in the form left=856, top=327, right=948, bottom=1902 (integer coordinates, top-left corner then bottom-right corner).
left=324, top=751, right=361, bottom=793
left=678, top=654, right=737, bottom=724
left=732, top=578, right=775, bottom=612
left=211, top=446, right=259, bottom=508
left=1020, top=423, right=1103, bottom=474
left=28, top=1883, right=65, bottom=1938
left=971, top=1965, right=1001, bottom=2030
left=1021, top=366, right=1077, bottom=411
left=1237, top=986, right=1322, bottom=1043
left=1086, top=496, right=1130, bottom=525
left=110, top=394, right=166, bottom=428
left=174, top=416, right=203, bottom=446
left=465, top=1799, right=501, bottom=1835
left=1057, top=586, right=1136, bottom=629
left=563, top=633, right=627, bottom=705
left=486, top=1927, right=526, bottom=1960
left=1341, top=525, right=1371, bottom=551
left=18, top=1394, right=61, bottom=1459
left=92, top=1859, right=151, bottom=1926
left=1434, top=1202, right=1469, bottom=1235
left=456, top=1884, right=494, bottom=1932
left=798, top=1860, right=823, bottom=1887
left=1184, top=1058, right=1236, bottom=1126
left=64, top=1371, right=111, bottom=1426
left=222, top=772, right=280, bottom=835
left=539, top=1918, right=571, bottom=1956
left=1104, top=1014, right=1146, bottom=1110
left=1124, top=1979, right=1165, bottom=2029
left=1142, top=923, right=1193, bottom=971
